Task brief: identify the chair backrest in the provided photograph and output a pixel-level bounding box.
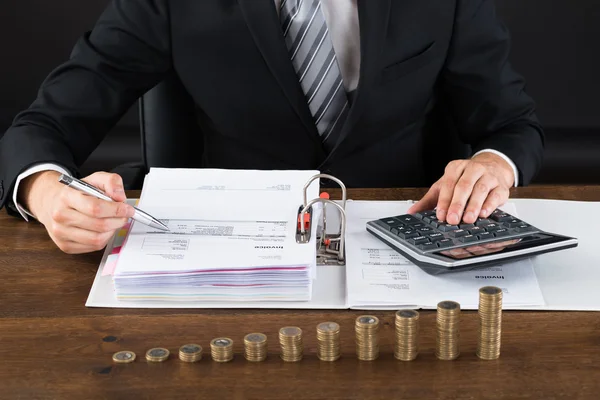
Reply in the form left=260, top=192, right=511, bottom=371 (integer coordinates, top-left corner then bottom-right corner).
left=138, top=73, right=204, bottom=172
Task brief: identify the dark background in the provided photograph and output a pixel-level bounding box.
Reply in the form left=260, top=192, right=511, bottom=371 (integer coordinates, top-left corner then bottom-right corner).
left=1, top=0, right=599, bottom=182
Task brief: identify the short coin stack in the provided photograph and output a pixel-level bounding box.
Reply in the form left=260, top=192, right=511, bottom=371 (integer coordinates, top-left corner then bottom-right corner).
left=279, top=327, right=303, bottom=362
left=146, top=348, right=170, bottom=362
left=477, top=286, right=503, bottom=360
left=179, top=344, right=202, bottom=363
left=355, top=315, right=380, bottom=361
left=244, top=333, right=268, bottom=362
left=210, top=338, right=234, bottom=362
left=436, top=301, right=461, bottom=360
left=316, top=322, right=341, bottom=361
left=394, top=310, right=419, bottom=361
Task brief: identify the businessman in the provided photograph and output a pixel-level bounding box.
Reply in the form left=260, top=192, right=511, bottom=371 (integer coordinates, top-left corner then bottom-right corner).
left=0, top=0, right=543, bottom=254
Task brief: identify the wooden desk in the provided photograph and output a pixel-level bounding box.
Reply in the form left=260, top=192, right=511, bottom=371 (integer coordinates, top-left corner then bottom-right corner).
left=1, top=186, right=599, bottom=399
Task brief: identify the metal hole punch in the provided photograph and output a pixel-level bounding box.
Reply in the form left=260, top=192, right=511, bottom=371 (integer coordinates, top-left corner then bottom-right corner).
left=295, top=174, right=347, bottom=265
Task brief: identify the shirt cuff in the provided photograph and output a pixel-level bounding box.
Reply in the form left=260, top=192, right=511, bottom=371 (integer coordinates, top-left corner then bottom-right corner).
left=472, top=149, right=519, bottom=187
left=12, top=163, right=72, bottom=221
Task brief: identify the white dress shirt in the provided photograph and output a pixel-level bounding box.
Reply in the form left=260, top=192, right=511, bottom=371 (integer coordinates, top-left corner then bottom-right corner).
left=13, top=0, right=518, bottom=221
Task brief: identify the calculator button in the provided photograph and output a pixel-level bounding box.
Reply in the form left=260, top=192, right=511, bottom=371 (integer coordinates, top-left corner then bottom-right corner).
left=491, top=213, right=513, bottom=222
left=390, top=226, right=407, bottom=235
left=417, top=227, right=434, bottom=235
left=478, top=231, right=493, bottom=240
left=459, top=235, right=478, bottom=243
left=515, top=224, right=533, bottom=233
left=448, top=229, right=468, bottom=238
left=437, top=238, right=454, bottom=248
left=468, top=226, right=485, bottom=235
left=377, top=218, right=402, bottom=230
left=459, top=223, right=475, bottom=229
left=423, top=215, right=438, bottom=223
left=397, top=230, right=419, bottom=239
left=409, top=236, right=430, bottom=246
left=397, top=215, right=423, bottom=225
left=475, top=219, right=494, bottom=227
left=504, top=219, right=523, bottom=228
left=428, top=233, right=444, bottom=242
left=493, top=229, right=510, bottom=237
left=418, top=242, right=438, bottom=251
left=483, top=223, right=501, bottom=232
left=411, top=223, right=425, bottom=229
left=428, top=220, right=441, bottom=228
left=438, top=224, right=460, bottom=232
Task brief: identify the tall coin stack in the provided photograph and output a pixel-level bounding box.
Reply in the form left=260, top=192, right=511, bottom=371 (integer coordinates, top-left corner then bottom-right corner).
left=244, top=333, right=268, bottom=362
left=179, top=344, right=202, bottom=363
left=477, top=286, right=503, bottom=360
left=316, top=322, right=341, bottom=361
left=394, top=310, right=419, bottom=361
left=355, top=315, right=380, bottom=361
left=279, top=327, right=303, bottom=362
left=436, top=301, right=461, bottom=360
left=210, top=338, right=234, bottom=362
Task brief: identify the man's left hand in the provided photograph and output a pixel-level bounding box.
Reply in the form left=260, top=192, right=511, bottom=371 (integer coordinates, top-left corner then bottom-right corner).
left=407, top=152, right=515, bottom=225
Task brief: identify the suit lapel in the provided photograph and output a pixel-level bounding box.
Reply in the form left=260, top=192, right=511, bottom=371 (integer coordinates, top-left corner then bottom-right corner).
left=237, top=0, right=324, bottom=151
left=323, top=0, right=392, bottom=162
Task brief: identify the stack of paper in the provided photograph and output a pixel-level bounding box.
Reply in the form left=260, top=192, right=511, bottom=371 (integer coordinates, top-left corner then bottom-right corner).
left=112, top=168, right=320, bottom=302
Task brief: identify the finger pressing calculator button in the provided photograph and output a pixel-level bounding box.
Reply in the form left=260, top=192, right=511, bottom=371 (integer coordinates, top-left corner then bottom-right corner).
left=438, top=224, right=459, bottom=232
left=409, top=236, right=430, bottom=245
left=459, top=235, right=478, bottom=243
left=397, top=230, right=419, bottom=239
left=475, top=218, right=494, bottom=227
left=491, top=213, right=513, bottom=222
left=493, top=229, right=510, bottom=237
left=437, top=238, right=454, bottom=248
left=448, top=229, right=468, bottom=238
left=418, top=242, right=438, bottom=251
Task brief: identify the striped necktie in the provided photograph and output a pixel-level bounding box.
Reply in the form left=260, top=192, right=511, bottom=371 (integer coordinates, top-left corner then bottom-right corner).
left=280, top=0, right=349, bottom=150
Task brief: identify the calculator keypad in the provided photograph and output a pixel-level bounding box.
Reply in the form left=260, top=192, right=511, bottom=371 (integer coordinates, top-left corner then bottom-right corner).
left=373, top=209, right=539, bottom=253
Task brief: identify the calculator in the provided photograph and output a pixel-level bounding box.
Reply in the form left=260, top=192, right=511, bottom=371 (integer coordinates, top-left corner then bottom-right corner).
left=366, top=209, right=577, bottom=275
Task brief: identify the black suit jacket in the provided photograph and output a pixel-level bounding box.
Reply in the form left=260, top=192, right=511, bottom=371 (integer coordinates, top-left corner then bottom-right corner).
left=0, top=0, right=544, bottom=211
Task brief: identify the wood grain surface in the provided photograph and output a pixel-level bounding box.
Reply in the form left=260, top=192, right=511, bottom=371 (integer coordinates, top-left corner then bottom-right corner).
left=1, top=186, right=599, bottom=399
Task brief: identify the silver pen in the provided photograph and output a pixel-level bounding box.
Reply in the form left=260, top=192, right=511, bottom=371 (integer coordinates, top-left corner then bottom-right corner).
left=58, top=174, right=170, bottom=232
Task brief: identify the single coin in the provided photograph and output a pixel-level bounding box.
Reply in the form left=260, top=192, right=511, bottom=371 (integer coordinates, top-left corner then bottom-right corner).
left=317, top=322, right=340, bottom=332
left=211, top=338, right=233, bottom=347
left=280, top=327, right=302, bottom=336
left=397, top=310, right=419, bottom=319
left=146, top=347, right=170, bottom=362
left=357, top=316, right=378, bottom=325
left=180, top=344, right=202, bottom=354
left=438, top=301, right=460, bottom=310
left=112, top=351, right=136, bottom=363
left=480, top=286, right=503, bottom=296
left=245, top=333, right=267, bottom=343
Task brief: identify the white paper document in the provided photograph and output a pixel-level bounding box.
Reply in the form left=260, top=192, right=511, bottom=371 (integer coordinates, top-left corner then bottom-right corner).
left=344, top=201, right=546, bottom=309
left=113, top=168, right=320, bottom=302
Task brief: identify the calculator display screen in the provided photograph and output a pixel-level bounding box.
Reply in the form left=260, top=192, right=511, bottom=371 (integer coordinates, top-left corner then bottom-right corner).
left=433, top=234, right=557, bottom=260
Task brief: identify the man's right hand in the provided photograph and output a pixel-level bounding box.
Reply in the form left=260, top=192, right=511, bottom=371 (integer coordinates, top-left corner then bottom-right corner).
left=20, top=171, right=135, bottom=254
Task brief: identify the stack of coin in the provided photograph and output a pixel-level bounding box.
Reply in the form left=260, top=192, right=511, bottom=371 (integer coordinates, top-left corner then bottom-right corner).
left=394, top=310, right=419, bottom=361
left=210, top=338, right=234, bottom=362
left=316, top=322, right=341, bottom=361
left=179, top=344, right=202, bottom=363
left=244, top=333, right=268, bottom=362
left=279, top=327, right=303, bottom=362
left=477, top=286, right=503, bottom=360
left=436, top=301, right=461, bottom=360
left=146, top=348, right=170, bottom=362
left=112, top=350, right=136, bottom=363
left=355, top=315, right=380, bottom=361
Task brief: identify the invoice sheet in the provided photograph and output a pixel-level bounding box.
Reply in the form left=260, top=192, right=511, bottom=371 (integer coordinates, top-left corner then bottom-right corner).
left=114, top=168, right=320, bottom=276
left=344, top=201, right=545, bottom=310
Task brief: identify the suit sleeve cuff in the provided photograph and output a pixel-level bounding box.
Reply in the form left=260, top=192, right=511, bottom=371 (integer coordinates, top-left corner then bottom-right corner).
left=472, top=149, right=519, bottom=187
left=12, top=163, right=72, bottom=221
